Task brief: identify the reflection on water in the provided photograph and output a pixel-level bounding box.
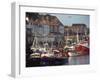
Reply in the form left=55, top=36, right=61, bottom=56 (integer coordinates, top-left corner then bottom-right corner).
left=26, top=55, right=89, bottom=67
left=68, top=55, right=89, bottom=65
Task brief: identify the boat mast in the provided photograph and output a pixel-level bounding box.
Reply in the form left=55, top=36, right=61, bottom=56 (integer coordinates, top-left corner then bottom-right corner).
left=31, top=29, right=39, bottom=49
left=76, top=29, right=79, bottom=43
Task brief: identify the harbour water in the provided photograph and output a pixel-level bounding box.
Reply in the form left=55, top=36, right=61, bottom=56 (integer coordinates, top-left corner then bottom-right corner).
left=67, top=55, right=89, bottom=65
left=26, top=55, right=89, bottom=67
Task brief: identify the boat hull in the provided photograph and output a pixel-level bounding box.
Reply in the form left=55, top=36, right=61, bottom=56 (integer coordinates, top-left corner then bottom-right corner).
left=75, top=45, right=89, bottom=55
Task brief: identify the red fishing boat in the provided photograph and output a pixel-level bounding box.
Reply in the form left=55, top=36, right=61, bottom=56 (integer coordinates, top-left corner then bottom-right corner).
left=74, top=30, right=89, bottom=55
left=75, top=41, right=89, bottom=55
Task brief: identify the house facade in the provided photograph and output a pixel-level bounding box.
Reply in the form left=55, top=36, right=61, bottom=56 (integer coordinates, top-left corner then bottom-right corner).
left=26, top=12, right=64, bottom=48
left=64, top=24, right=89, bottom=45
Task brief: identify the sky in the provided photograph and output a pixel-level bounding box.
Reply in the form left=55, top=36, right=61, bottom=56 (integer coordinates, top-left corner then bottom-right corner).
left=50, top=13, right=90, bottom=27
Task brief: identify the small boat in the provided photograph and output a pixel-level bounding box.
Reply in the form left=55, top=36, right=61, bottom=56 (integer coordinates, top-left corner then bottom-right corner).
left=64, top=45, right=79, bottom=57
left=41, top=53, right=54, bottom=58
left=67, top=50, right=79, bottom=57
left=30, top=53, right=41, bottom=58
left=52, top=48, right=69, bottom=58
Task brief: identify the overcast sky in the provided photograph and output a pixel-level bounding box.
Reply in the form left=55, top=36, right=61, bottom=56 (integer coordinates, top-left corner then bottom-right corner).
left=50, top=13, right=90, bottom=27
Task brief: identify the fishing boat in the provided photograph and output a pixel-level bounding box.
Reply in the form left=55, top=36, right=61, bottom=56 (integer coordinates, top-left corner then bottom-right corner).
left=64, top=29, right=89, bottom=56
left=75, top=41, right=89, bottom=55
left=30, top=33, right=68, bottom=66
left=74, top=30, right=89, bottom=55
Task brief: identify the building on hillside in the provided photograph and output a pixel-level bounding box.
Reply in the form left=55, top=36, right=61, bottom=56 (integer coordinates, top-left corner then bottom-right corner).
left=26, top=12, right=64, bottom=48
left=64, top=24, right=89, bottom=45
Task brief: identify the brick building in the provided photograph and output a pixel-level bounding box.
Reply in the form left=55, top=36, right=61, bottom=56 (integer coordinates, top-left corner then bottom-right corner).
left=64, top=24, right=89, bottom=44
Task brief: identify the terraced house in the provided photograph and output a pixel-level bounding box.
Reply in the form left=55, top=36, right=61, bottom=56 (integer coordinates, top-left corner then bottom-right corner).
left=26, top=12, right=64, bottom=50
